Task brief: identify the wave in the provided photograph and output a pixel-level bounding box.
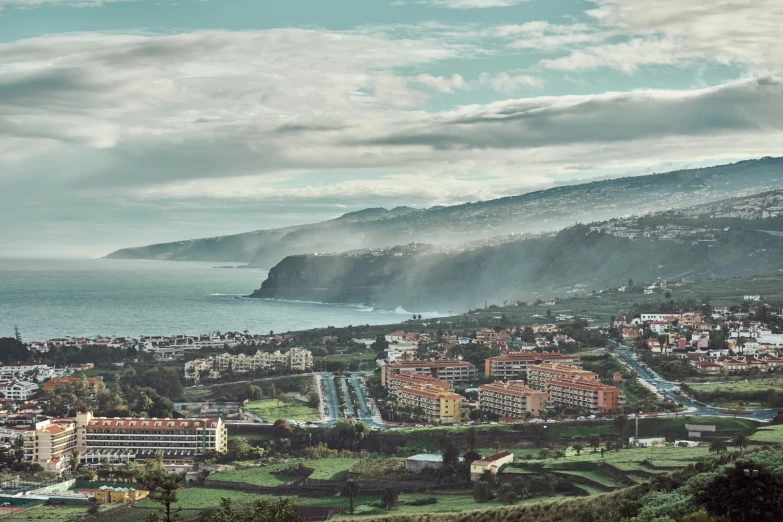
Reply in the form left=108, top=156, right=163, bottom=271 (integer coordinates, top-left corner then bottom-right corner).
left=209, top=293, right=246, bottom=296
left=392, top=306, right=442, bottom=317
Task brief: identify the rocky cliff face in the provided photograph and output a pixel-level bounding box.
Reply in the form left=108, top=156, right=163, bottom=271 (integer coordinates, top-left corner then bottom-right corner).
left=250, top=223, right=783, bottom=311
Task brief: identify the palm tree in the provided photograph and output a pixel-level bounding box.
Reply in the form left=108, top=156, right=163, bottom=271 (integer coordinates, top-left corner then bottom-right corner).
left=709, top=439, right=729, bottom=455
left=588, top=435, right=601, bottom=453
left=465, top=427, right=479, bottom=452
left=497, top=483, right=518, bottom=505
left=541, top=474, right=557, bottom=496
left=613, top=415, right=629, bottom=438
left=537, top=448, right=551, bottom=460
left=472, top=480, right=493, bottom=503
left=732, top=434, right=749, bottom=454
left=341, top=480, right=360, bottom=514
left=68, top=449, right=80, bottom=474
left=572, top=443, right=584, bottom=456
left=478, top=469, right=496, bottom=487
left=380, top=487, right=399, bottom=509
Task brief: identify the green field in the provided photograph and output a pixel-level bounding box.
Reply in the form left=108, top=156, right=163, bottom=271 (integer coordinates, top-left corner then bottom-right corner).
left=0, top=505, right=113, bottom=522
left=749, top=425, right=783, bottom=443
left=244, top=398, right=319, bottom=422
left=689, top=378, right=783, bottom=393
left=208, top=458, right=358, bottom=485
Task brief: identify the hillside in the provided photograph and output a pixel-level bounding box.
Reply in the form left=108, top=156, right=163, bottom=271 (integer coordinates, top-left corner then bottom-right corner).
left=251, top=191, right=783, bottom=311
left=105, top=157, right=783, bottom=266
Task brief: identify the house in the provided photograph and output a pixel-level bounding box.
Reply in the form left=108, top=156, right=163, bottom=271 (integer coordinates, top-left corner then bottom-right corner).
left=94, top=486, right=149, bottom=504
left=385, top=331, right=407, bottom=343
left=691, top=360, right=721, bottom=376
left=0, top=380, right=39, bottom=401
left=406, top=453, right=464, bottom=473
left=470, top=451, right=514, bottom=481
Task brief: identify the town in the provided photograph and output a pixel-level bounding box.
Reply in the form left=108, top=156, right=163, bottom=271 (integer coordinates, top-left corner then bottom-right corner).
left=3, top=279, right=783, bottom=521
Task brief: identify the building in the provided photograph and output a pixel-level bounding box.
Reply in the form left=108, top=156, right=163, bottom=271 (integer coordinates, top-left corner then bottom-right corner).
left=0, top=380, right=39, bottom=401
left=478, top=381, right=548, bottom=418
left=23, top=419, right=78, bottom=471
left=95, top=486, right=149, bottom=504
left=0, top=363, right=58, bottom=381
left=214, top=348, right=313, bottom=374
left=640, top=314, right=682, bottom=322
left=691, top=360, right=722, bottom=375
left=183, top=358, right=221, bottom=381
left=43, top=376, right=104, bottom=394
left=23, top=412, right=227, bottom=472
left=544, top=379, right=623, bottom=414
left=483, top=353, right=580, bottom=380
left=470, top=451, right=514, bottom=481
left=527, top=363, right=597, bottom=391
left=386, top=373, right=451, bottom=396
left=381, top=360, right=477, bottom=386
left=396, top=384, right=464, bottom=424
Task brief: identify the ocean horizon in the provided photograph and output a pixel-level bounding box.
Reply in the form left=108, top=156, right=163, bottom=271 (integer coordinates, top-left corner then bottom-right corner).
left=0, top=258, right=440, bottom=342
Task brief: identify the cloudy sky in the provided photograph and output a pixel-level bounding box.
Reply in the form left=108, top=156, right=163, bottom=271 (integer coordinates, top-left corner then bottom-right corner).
left=2, top=0, right=783, bottom=257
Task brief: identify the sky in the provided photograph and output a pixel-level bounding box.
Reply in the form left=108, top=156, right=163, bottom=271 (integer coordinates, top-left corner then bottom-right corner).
left=2, top=0, right=783, bottom=258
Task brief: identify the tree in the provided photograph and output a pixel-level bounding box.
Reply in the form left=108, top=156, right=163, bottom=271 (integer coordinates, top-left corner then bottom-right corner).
left=137, top=468, right=186, bottom=522
left=205, top=497, right=303, bottom=522
left=613, top=415, right=629, bottom=438
left=341, top=480, right=360, bottom=514
left=537, top=448, right=551, bottom=460
left=733, top=433, right=749, bottom=454
left=68, top=449, right=80, bottom=474
left=697, top=462, right=783, bottom=522
left=472, top=480, right=493, bottom=503
left=572, top=443, right=584, bottom=456
left=380, top=487, right=399, bottom=509
left=465, top=427, right=479, bottom=452
left=708, top=439, right=728, bottom=454
left=477, top=469, right=497, bottom=487
left=273, top=419, right=293, bottom=437
left=87, top=503, right=100, bottom=517
left=228, top=437, right=251, bottom=460
left=588, top=435, right=601, bottom=453
left=497, top=483, right=518, bottom=505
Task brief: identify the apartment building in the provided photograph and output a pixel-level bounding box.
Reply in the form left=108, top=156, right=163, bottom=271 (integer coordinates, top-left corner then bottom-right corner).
left=544, top=379, right=623, bottom=414
left=381, top=360, right=477, bottom=386
left=23, top=419, right=78, bottom=472
left=183, top=358, right=222, bottom=381
left=386, top=373, right=451, bottom=396
left=396, top=384, right=465, bottom=423
left=23, top=412, right=227, bottom=473
left=214, top=348, right=313, bottom=374
left=478, top=381, right=548, bottom=418
left=0, top=380, right=39, bottom=401
left=483, top=353, right=580, bottom=380
left=527, top=363, right=597, bottom=391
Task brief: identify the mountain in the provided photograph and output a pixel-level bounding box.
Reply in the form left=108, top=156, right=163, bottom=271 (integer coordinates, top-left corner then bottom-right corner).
left=105, top=157, right=783, bottom=267
left=250, top=190, right=783, bottom=311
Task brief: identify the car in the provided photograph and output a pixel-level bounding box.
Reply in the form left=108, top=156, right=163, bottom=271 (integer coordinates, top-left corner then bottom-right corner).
left=489, top=421, right=499, bottom=425
left=414, top=424, right=425, bottom=428
left=576, top=416, right=586, bottom=421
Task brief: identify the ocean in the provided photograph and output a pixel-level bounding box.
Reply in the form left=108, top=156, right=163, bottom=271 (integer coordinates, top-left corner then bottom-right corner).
left=0, top=258, right=431, bottom=341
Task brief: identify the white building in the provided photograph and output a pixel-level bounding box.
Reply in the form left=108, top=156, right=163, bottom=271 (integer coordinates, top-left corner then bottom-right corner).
left=213, top=348, right=313, bottom=374
left=0, top=380, right=39, bottom=401
left=640, top=313, right=682, bottom=322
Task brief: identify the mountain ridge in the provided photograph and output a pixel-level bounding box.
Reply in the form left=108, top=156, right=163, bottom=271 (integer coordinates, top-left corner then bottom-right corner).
left=105, top=157, right=783, bottom=267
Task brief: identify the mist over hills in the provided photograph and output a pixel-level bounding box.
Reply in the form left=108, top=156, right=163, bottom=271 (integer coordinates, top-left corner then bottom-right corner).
left=105, top=157, right=783, bottom=268
left=251, top=189, right=783, bottom=311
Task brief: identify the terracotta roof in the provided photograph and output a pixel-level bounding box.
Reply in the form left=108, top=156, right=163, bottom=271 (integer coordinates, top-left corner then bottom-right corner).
left=386, top=359, right=475, bottom=368
left=545, top=378, right=620, bottom=393
left=479, top=382, right=547, bottom=398
left=86, top=417, right=221, bottom=430
left=397, top=386, right=464, bottom=400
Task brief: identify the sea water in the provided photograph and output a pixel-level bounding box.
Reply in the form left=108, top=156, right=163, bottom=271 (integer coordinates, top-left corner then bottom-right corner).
left=0, top=258, right=431, bottom=341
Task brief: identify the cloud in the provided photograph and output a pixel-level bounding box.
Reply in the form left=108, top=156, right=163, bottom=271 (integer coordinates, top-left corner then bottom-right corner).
left=540, top=0, right=783, bottom=73
left=0, top=0, right=138, bottom=8
left=360, top=77, right=783, bottom=150
left=479, top=72, right=542, bottom=93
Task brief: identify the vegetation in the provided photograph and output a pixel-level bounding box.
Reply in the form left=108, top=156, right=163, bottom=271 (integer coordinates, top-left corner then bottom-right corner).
left=244, top=398, right=320, bottom=422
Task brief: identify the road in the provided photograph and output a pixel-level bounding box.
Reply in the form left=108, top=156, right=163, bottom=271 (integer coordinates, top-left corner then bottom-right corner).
left=610, top=341, right=777, bottom=421
left=348, top=372, right=386, bottom=428
left=320, top=372, right=341, bottom=423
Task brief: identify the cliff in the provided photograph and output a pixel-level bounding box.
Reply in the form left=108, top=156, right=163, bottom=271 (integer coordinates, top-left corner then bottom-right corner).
left=250, top=221, right=783, bottom=311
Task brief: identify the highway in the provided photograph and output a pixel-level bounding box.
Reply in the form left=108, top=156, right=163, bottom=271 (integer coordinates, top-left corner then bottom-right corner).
left=610, top=341, right=777, bottom=422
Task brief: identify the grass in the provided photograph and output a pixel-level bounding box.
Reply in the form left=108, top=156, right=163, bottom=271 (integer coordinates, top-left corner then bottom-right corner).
left=208, top=462, right=301, bottom=486
left=307, top=458, right=359, bottom=481
left=749, top=424, right=783, bottom=443
left=0, top=505, right=113, bottom=522
left=688, top=378, right=783, bottom=393
left=553, top=470, right=624, bottom=489
left=553, top=445, right=714, bottom=471
left=135, top=487, right=272, bottom=510
left=244, top=398, right=319, bottom=422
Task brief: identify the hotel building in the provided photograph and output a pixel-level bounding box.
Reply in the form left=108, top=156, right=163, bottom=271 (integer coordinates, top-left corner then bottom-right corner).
left=23, top=411, right=227, bottom=473
left=527, top=363, right=597, bottom=391
left=484, top=353, right=580, bottom=380
left=478, top=381, right=548, bottom=418
left=544, top=379, right=623, bottom=414
left=396, top=384, right=464, bottom=424
left=381, top=360, right=477, bottom=386
left=386, top=373, right=451, bottom=396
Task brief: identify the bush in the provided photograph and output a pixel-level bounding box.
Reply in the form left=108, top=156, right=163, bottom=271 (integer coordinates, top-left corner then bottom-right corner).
left=407, top=497, right=438, bottom=506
